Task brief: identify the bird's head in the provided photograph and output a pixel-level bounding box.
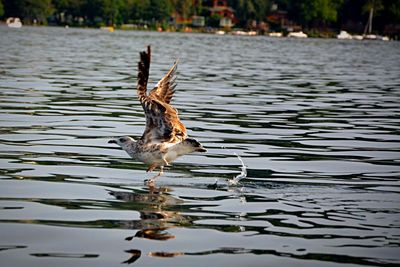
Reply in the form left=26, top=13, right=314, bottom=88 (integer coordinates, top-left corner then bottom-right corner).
left=108, top=136, right=136, bottom=149
left=185, top=138, right=207, bottom=153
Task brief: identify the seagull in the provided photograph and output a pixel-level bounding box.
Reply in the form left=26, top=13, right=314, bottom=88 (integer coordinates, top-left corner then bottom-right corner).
left=108, top=46, right=206, bottom=184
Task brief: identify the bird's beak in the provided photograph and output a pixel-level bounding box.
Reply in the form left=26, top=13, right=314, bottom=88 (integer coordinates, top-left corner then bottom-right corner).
left=108, top=139, right=117, bottom=144
left=197, top=147, right=207, bottom=153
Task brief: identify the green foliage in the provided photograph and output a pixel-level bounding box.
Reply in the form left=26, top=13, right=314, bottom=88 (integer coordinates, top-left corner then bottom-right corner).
left=101, top=0, right=124, bottom=25
left=207, top=13, right=222, bottom=27
left=0, top=0, right=4, bottom=17
left=231, top=0, right=271, bottom=26
left=171, top=0, right=195, bottom=19
left=53, top=0, right=84, bottom=15
left=5, top=0, right=54, bottom=23
left=300, top=0, right=343, bottom=25
left=388, top=0, right=400, bottom=22
left=146, top=0, right=172, bottom=21
left=129, top=0, right=150, bottom=21
left=362, top=0, right=383, bottom=14
left=1, top=0, right=399, bottom=35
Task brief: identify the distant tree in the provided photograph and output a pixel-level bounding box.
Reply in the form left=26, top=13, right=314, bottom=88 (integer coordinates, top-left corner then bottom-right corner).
left=171, top=0, right=194, bottom=19
left=52, top=0, right=84, bottom=17
left=338, top=0, right=363, bottom=23
left=146, top=0, right=172, bottom=21
left=2, top=0, right=399, bottom=34
left=81, top=0, right=104, bottom=25
left=388, top=0, right=400, bottom=22
left=0, top=0, right=4, bottom=17
left=252, top=0, right=271, bottom=21
left=193, top=0, right=203, bottom=15
left=300, top=0, right=343, bottom=26
left=101, top=0, right=124, bottom=25
left=207, top=13, right=221, bottom=27
left=4, top=0, right=53, bottom=24
left=230, top=0, right=271, bottom=27
left=231, top=0, right=255, bottom=26
left=129, top=0, right=150, bottom=21
left=362, top=0, right=383, bottom=14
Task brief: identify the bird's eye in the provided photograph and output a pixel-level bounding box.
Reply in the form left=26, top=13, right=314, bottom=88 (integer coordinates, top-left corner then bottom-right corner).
left=119, top=138, right=125, bottom=143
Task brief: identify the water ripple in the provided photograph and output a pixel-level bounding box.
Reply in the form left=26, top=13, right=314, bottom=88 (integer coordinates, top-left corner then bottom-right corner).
left=1, top=26, right=400, bottom=266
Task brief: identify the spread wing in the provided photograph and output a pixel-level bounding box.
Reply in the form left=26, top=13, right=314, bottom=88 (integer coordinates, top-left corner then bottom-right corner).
left=136, top=46, right=187, bottom=144
left=149, top=60, right=178, bottom=104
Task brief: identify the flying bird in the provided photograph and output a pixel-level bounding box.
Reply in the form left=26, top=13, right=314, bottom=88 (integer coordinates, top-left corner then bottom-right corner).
left=109, top=46, right=206, bottom=184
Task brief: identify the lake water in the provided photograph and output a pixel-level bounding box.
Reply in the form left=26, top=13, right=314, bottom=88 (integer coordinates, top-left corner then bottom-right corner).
left=1, top=26, right=400, bottom=267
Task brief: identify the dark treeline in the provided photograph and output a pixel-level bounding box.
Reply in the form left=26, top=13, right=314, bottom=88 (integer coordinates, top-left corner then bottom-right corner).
left=1, top=0, right=400, bottom=36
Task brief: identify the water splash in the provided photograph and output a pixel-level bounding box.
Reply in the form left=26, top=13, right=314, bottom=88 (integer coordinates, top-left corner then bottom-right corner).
left=227, top=152, right=247, bottom=186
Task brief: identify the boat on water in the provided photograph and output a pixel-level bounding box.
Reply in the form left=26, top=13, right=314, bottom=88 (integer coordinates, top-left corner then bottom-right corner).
left=268, top=32, right=283, bottom=37
left=287, top=31, right=307, bottom=38
left=337, top=30, right=352, bottom=39
left=336, top=32, right=388, bottom=41
left=352, top=35, right=364, bottom=40
left=231, top=30, right=257, bottom=36
left=6, top=17, right=22, bottom=28
left=362, top=7, right=389, bottom=41
left=336, top=7, right=389, bottom=41
left=363, top=34, right=389, bottom=41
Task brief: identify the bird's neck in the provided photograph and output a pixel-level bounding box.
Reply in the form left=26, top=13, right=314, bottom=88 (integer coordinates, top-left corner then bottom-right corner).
left=123, top=141, right=138, bottom=158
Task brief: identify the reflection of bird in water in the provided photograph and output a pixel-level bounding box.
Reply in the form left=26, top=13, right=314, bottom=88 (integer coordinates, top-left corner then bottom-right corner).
left=122, top=249, right=141, bottom=264
left=108, top=46, right=206, bottom=185
left=109, top=188, right=188, bottom=241
left=131, top=228, right=175, bottom=241
left=110, top=187, right=191, bottom=264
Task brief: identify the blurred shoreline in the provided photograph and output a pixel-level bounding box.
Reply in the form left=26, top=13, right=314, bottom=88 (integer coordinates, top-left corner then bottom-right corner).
left=1, top=22, right=396, bottom=41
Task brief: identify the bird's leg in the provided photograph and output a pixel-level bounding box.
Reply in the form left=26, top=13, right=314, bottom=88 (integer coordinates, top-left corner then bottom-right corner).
left=145, top=166, right=164, bottom=186
left=158, top=166, right=164, bottom=176
left=162, top=156, right=170, bottom=166
left=146, top=163, right=157, bottom=173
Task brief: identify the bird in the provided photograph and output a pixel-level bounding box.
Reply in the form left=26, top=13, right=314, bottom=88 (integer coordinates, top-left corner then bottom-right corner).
left=108, top=46, right=206, bottom=185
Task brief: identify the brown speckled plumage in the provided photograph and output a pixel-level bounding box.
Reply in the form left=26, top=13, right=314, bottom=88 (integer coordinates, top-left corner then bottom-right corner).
left=137, top=46, right=187, bottom=145
left=109, top=46, right=206, bottom=184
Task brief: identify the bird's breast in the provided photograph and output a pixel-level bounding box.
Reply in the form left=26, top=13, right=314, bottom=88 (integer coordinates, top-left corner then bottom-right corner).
left=165, top=150, right=179, bottom=163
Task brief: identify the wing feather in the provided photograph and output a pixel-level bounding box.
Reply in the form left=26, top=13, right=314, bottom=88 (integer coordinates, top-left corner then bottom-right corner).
left=149, top=60, right=178, bottom=104
left=137, top=46, right=151, bottom=103
left=136, top=46, right=186, bottom=144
